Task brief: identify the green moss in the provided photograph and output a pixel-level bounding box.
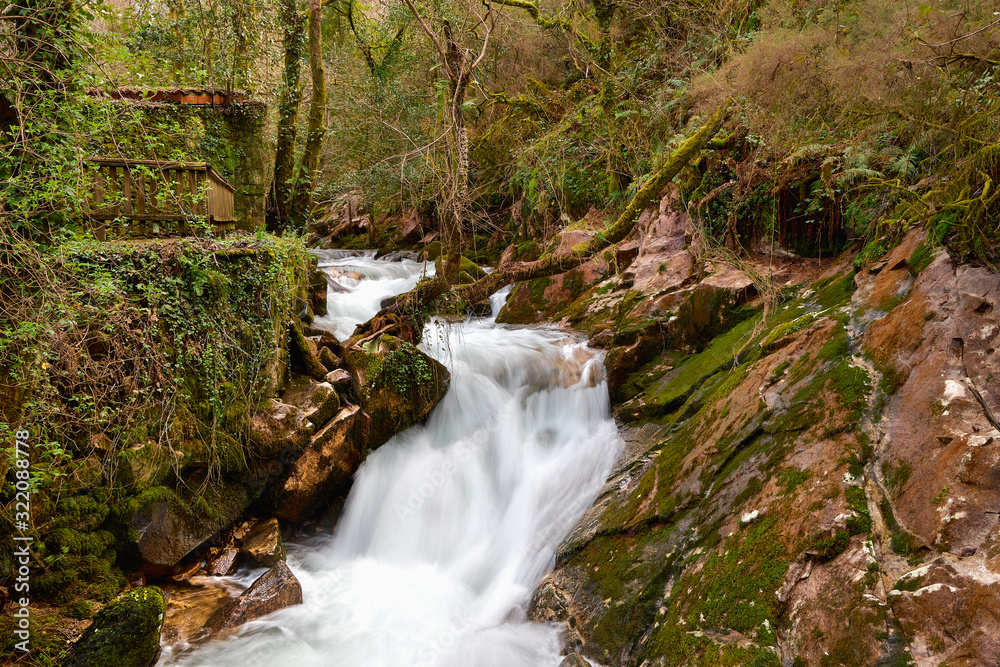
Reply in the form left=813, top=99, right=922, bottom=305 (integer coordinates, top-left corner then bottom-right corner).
left=812, top=529, right=851, bottom=561
left=641, top=516, right=788, bottom=664
left=845, top=486, right=872, bottom=535
left=882, top=459, right=912, bottom=494
left=778, top=467, right=811, bottom=495
left=631, top=314, right=761, bottom=421
left=67, top=586, right=165, bottom=667
left=908, top=241, right=934, bottom=275
left=812, top=272, right=857, bottom=310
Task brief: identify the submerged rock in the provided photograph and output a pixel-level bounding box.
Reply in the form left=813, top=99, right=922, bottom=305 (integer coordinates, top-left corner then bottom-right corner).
left=67, top=586, right=165, bottom=667
left=202, top=562, right=303, bottom=638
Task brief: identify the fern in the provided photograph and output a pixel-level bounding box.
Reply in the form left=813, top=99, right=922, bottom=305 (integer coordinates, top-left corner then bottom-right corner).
left=783, top=143, right=834, bottom=166
left=835, top=167, right=883, bottom=183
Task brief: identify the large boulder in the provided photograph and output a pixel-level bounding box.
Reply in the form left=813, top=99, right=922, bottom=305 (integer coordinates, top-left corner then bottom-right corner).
left=343, top=335, right=450, bottom=450
left=67, top=586, right=165, bottom=667
left=308, top=266, right=328, bottom=317
left=131, top=482, right=250, bottom=576
left=266, top=405, right=362, bottom=523
left=202, top=562, right=303, bottom=638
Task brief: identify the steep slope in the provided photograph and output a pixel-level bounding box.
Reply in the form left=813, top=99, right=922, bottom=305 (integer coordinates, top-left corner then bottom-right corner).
left=519, top=200, right=1000, bottom=666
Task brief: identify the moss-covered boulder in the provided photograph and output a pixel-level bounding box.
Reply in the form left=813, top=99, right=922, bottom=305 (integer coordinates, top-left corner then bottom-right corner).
left=289, top=316, right=329, bottom=380
left=131, top=482, right=250, bottom=576
left=342, top=335, right=450, bottom=450
left=67, top=586, right=165, bottom=667
left=497, top=263, right=602, bottom=325
left=249, top=399, right=315, bottom=459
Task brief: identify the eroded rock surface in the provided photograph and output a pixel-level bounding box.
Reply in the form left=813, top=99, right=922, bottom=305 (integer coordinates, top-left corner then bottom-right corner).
left=265, top=404, right=362, bottom=523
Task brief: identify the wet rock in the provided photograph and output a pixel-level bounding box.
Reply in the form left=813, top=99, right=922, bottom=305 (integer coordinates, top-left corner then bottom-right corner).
left=206, top=547, right=238, bottom=576
left=249, top=399, right=314, bottom=459
left=319, top=346, right=340, bottom=372
left=308, top=267, right=328, bottom=317
left=664, top=268, right=756, bottom=351
left=497, top=263, right=602, bottom=324
left=434, top=255, right=488, bottom=284
left=324, top=368, right=351, bottom=389
left=398, top=208, right=423, bottom=243
left=616, top=240, right=640, bottom=269
left=131, top=482, right=250, bottom=576
left=280, top=375, right=341, bottom=428
left=160, top=576, right=242, bottom=651
left=343, top=335, right=450, bottom=450
left=67, top=586, right=165, bottom=667
left=202, top=562, right=303, bottom=638
left=267, top=405, right=363, bottom=523
left=559, top=654, right=593, bottom=667
left=168, top=558, right=204, bottom=582
left=890, top=558, right=1000, bottom=666
left=239, top=518, right=285, bottom=567
left=378, top=249, right=421, bottom=262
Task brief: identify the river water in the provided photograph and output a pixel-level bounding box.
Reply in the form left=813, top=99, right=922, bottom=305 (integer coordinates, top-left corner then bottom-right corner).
left=166, top=252, right=623, bottom=667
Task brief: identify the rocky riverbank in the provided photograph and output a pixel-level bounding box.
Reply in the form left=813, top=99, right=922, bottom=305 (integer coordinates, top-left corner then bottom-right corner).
left=498, top=196, right=1000, bottom=667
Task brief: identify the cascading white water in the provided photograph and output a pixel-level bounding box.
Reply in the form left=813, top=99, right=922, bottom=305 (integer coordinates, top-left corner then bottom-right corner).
left=166, top=254, right=623, bottom=667
left=311, top=250, right=435, bottom=340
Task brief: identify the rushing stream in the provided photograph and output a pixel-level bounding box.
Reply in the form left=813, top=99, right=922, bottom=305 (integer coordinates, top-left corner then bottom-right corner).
left=165, top=252, right=623, bottom=667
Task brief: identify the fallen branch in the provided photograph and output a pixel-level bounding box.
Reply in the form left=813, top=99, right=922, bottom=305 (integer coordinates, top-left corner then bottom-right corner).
left=347, top=103, right=731, bottom=343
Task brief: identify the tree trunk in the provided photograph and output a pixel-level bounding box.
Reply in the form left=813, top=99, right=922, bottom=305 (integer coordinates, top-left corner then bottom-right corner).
left=270, top=0, right=306, bottom=232
left=290, top=0, right=327, bottom=222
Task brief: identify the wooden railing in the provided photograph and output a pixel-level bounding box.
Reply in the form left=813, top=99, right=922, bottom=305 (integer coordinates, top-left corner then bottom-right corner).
left=86, top=157, right=236, bottom=237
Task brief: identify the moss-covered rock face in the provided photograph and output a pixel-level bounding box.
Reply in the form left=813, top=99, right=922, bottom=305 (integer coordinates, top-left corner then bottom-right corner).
left=530, top=227, right=1000, bottom=667
left=67, top=586, right=165, bottom=667
left=343, top=334, right=450, bottom=450
left=0, top=235, right=313, bottom=639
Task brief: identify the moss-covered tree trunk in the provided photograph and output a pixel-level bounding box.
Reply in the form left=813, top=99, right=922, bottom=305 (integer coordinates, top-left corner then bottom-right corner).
left=289, top=0, right=327, bottom=223
left=349, top=103, right=730, bottom=343
left=270, top=0, right=305, bottom=232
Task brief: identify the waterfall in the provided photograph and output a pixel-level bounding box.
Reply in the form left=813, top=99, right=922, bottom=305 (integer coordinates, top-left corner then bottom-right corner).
left=165, top=254, right=623, bottom=667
